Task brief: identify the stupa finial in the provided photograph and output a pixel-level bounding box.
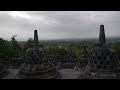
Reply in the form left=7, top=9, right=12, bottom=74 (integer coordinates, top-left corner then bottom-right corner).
left=34, top=30, right=39, bottom=46
left=99, top=25, right=106, bottom=44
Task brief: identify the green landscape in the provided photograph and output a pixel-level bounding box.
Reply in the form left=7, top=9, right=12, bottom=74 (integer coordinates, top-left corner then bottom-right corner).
left=1, top=36, right=120, bottom=69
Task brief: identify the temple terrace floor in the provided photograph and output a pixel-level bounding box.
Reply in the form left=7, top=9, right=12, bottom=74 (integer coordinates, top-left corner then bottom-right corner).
left=1, top=69, right=81, bottom=79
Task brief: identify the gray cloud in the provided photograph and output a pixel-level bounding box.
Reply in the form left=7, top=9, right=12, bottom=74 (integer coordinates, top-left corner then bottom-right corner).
left=0, top=11, right=120, bottom=41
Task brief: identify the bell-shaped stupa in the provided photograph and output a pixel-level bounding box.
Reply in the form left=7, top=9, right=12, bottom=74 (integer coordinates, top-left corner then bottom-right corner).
left=16, top=30, right=61, bottom=79
left=79, top=25, right=120, bottom=79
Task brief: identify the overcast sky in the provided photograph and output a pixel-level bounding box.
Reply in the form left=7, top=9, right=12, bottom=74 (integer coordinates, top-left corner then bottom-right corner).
left=0, top=11, right=120, bottom=41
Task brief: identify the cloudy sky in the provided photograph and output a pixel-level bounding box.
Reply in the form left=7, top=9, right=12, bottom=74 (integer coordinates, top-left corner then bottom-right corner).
left=0, top=11, right=120, bottom=41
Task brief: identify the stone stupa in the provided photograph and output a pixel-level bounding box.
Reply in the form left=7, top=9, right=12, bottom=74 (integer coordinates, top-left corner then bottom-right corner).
left=79, top=25, right=120, bottom=79
left=16, top=30, right=61, bottom=79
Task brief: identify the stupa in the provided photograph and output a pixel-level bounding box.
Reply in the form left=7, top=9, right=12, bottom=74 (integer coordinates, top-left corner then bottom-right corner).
left=16, top=30, right=61, bottom=79
left=79, top=25, right=120, bottom=79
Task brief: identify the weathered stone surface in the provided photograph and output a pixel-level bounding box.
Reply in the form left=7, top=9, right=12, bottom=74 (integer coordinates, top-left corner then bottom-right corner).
left=99, top=25, right=106, bottom=44
left=79, top=25, right=120, bottom=79
left=2, top=69, right=80, bottom=79
left=16, top=30, right=61, bottom=79
left=0, top=62, right=9, bottom=78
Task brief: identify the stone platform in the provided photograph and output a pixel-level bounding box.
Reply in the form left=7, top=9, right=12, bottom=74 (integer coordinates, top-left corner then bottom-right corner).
left=2, top=69, right=80, bottom=79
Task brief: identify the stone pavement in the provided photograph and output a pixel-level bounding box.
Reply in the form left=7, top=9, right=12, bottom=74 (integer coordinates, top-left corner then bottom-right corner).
left=2, top=69, right=80, bottom=79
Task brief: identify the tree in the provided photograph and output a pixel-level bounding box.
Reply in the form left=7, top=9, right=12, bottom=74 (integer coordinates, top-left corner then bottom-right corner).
left=0, top=38, right=16, bottom=59
left=11, top=35, right=22, bottom=57
left=23, top=38, right=34, bottom=53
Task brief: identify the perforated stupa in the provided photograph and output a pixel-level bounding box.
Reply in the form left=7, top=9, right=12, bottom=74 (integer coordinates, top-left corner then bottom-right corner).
left=16, top=30, right=61, bottom=79
left=79, top=25, right=120, bottom=79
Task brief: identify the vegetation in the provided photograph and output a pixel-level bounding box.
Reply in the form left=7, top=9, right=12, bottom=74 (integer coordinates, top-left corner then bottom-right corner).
left=0, top=38, right=16, bottom=59
left=0, top=37, right=120, bottom=63
left=22, top=38, right=34, bottom=53
left=110, top=42, right=120, bottom=54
